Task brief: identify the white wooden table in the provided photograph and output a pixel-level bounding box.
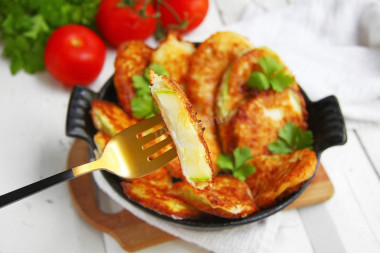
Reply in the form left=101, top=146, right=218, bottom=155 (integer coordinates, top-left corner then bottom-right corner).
left=1, top=0, right=380, bottom=252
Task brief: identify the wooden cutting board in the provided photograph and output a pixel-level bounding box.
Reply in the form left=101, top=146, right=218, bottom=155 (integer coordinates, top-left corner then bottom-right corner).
left=67, top=139, right=334, bottom=252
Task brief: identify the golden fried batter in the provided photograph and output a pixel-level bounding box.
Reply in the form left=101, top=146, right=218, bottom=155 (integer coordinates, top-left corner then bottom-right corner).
left=93, top=131, right=111, bottom=153
left=150, top=71, right=213, bottom=189
left=216, top=47, right=299, bottom=124
left=220, top=89, right=308, bottom=155
left=121, top=181, right=202, bottom=220
left=131, top=167, right=173, bottom=191
left=151, top=31, right=195, bottom=86
left=187, top=32, right=253, bottom=117
left=169, top=175, right=258, bottom=219
left=186, top=32, right=253, bottom=173
left=246, top=149, right=317, bottom=208
left=114, top=41, right=153, bottom=116
left=90, top=100, right=137, bottom=137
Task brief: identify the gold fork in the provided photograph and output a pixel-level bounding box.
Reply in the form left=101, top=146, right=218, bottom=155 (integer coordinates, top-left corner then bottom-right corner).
left=0, top=115, right=176, bottom=208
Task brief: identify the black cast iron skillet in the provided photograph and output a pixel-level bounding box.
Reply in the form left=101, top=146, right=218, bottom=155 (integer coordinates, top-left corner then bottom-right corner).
left=66, top=75, right=347, bottom=229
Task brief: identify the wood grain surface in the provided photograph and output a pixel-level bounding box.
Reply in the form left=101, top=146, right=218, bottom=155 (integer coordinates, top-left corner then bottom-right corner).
left=67, top=139, right=334, bottom=252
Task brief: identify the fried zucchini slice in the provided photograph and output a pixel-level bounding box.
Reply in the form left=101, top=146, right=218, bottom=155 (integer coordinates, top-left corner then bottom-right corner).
left=151, top=31, right=195, bottom=86
left=121, top=181, right=202, bottom=220
left=170, top=175, right=258, bottom=219
left=186, top=32, right=253, bottom=172
left=90, top=100, right=137, bottom=137
left=131, top=167, right=173, bottom=191
left=149, top=71, right=213, bottom=189
left=245, top=149, right=317, bottom=208
left=93, top=131, right=111, bottom=154
left=220, top=89, right=308, bottom=155
left=186, top=31, right=253, bottom=118
left=114, top=41, right=153, bottom=115
left=216, top=47, right=299, bottom=124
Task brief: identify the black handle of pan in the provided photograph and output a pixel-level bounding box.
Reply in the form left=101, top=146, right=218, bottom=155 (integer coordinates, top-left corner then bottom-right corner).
left=65, top=85, right=98, bottom=151
left=308, top=95, right=347, bottom=153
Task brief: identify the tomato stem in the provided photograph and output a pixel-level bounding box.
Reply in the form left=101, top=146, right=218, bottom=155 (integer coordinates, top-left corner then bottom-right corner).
left=118, top=0, right=159, bottom=19
left=117, top=0, right=189, bottom=40
left=156, top=0, right=189, bottom=30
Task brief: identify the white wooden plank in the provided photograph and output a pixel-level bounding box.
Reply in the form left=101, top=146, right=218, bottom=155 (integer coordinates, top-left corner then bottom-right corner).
left=298, top=204, right=346, bottom=253
left=252, top=0, right=288, bottom=10
left=98, top=189, right=208, bottom=253
left=271, top=210, right=314, bottom=253
left=103, top=234, right=209, bottom=253
left=0, top=45, right=114, bottom=253
left=214, top=0, right=251, bottom=25
left=182, top=0, right=224, bottom=42
left=321, top=130, right=380, bottom=253
left=355, top=128, right=380, bottom=178
left=0, top=184, right=106, bottom=253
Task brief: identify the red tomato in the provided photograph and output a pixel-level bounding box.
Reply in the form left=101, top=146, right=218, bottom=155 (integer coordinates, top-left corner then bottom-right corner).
left=159, top=0, right=209, bottom=33
left=96, top=0, right=157, bottom=47
left=44, top=25, right=106, bottom=86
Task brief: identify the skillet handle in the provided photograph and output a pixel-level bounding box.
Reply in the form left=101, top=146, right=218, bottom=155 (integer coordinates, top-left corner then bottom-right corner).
left=310, top=95, right=347, bottom=153
left=66, top=85, right=98, bottom=150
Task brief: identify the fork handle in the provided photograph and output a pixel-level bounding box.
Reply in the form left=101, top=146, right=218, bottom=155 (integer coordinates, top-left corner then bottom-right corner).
left=0, top=170, right=74, bottom=208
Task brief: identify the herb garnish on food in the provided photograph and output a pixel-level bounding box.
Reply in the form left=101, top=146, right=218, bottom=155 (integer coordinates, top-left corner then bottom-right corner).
left=131, top=63, right=169, bottom=118
left=268, top=122, right=314, bottom=154
left=217, top=147, right=256, bottom=181
left=247, top=55, right=294, bottom=92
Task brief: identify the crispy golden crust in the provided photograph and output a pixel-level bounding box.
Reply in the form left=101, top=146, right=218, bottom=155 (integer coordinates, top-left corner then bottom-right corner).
left=166, top=158, right=183, bottom=178
left=90, top=100, right=137, bottom=137
left=121, top=181, right=202, bottom=220
left=131, top=167, right=173, bottom=191
left=186, top=32, right=253, bottom=173
left=150, top=71, right=213, bottom=189
left=93, top=131, right=111, bottom=153
left=215, top=48, right=299, bottom=124
left=169, top=175, right=258, bottom=219
left=187, top=32, right=253, bottom=118
left=220, top=89, right=308, bottom=155
left=114, top=41, right=153, bottom=116
left=246, top=149, right=317, bottom=208
left=151, top=31, right=195, bottom=86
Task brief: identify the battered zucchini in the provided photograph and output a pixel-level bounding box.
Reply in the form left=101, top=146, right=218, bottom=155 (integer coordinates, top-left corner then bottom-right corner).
left=90, top=100, right=137, bottom=137
left=149, top=71, right=213, bottom=189
left=122, top=181, right=202, bottom=220
left=170, top=175, right=258, bottom=219
left=220, top=89, right=308, bottom=155
left=246, top=149, right=317, bottom=208
left=150, top=31, right=195, bottom=86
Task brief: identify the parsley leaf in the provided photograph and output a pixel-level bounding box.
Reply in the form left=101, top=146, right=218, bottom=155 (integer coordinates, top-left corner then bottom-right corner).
left=247, top=55, right=294, bottom=92
left=217, top=154, right=234, bottom=171
left=247, top=71, right=269, bottom=91
left=144, top=63, right=169, bottom=79
left=0, top=0, right=101, bottom=74
left=131, top=63, right=168, bottom=119
left=234, top=163, right=256, bottom=181
left=217, top=147, right=256, bottom=181
left=268, top=122, right=314, bottom=154
left=131, top=95, right=154, bottom=118
left=269, top=71, right=295, bottom=92
left=233, top=147, right=253, bottom=168
left=132, top=75, right=150, bottom=96
left=259, top=56, right=284, bottom=76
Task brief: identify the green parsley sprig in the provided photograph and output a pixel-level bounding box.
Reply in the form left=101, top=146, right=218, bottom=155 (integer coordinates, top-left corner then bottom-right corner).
left=247, top=55, right=294, bottom=92
left=131, top=63, right=169, bottom=119
left=0, top=0, right=101, bottom=74
left=217, top=147, right=256, bottom=181
left=268, top=122, right=314, bottom=154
